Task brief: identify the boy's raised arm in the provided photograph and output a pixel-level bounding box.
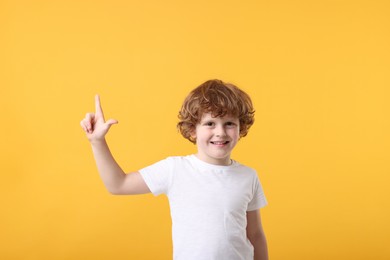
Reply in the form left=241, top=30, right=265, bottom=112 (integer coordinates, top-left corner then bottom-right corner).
left=80, top=95, right=150, bottom=195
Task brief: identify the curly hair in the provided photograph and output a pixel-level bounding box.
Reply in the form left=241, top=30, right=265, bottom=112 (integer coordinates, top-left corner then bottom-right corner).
left=177, top=79, right=255, bottom=143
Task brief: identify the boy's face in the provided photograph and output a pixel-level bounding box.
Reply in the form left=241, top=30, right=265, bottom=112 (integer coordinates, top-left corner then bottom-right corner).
left=191, top=112, right=240, bottom=166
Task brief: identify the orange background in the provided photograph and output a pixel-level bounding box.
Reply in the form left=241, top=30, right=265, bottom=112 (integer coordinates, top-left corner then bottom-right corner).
left=1, top=0, right=389, bottom=259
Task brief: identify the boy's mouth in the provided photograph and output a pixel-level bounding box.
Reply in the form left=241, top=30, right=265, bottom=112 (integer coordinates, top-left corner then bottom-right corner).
left=210, top=141, right=229, bottom=145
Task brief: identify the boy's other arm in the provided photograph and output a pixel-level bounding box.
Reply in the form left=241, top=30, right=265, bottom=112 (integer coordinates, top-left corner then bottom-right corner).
left=247, top=210, right=268, bottom=260
left=81, top=95, right=150, bottom=195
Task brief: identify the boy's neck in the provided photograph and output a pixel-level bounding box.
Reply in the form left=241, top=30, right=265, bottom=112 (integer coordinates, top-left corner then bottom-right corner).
left=194, top=153, right=232, bottom=166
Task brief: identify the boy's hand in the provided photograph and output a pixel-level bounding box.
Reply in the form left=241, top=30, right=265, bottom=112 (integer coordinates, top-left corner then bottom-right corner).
left=80, top=95, right=118, bottom=142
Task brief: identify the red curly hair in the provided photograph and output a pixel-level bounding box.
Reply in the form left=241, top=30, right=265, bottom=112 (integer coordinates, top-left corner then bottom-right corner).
left=177, top=79, right=255, bottom=143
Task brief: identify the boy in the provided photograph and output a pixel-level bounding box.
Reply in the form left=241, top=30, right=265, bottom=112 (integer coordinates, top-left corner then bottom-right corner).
left=80, top=79, right=268, bottom=260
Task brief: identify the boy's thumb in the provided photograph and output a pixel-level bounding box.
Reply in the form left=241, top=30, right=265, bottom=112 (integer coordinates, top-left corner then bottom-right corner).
left=106, top=119, right=118, bottom=126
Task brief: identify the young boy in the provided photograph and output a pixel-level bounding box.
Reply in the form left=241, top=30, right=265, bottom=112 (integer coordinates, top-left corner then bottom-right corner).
left=80, top=79, right=268, bottom=260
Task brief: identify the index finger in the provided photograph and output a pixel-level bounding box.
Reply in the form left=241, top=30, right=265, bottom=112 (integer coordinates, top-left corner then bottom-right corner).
left=95, top=94, right=105, bottom=118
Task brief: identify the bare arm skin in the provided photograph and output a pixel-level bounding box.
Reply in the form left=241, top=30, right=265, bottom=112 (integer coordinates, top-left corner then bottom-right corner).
left=247, top=210, right=269, bottom=260
left=80, top=95, right=150, bottom=195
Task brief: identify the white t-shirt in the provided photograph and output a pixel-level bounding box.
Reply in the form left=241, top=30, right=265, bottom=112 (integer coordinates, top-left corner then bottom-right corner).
left=139, top=155, right=267, bottom=260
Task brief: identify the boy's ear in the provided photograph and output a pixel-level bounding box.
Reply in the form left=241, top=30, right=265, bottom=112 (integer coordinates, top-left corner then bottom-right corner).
left=189, top=127, right=197, bottom=140
left=190, top=128, right=196, bottom=139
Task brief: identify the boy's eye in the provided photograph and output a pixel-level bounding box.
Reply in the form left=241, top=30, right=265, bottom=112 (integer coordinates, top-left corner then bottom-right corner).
left=226, top=122, right=236, bottom=127
left=204, top=122, right=214, bottom=126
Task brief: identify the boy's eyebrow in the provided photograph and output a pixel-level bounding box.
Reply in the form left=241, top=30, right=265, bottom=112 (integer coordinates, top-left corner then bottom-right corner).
left=200, top=119, right=214, bottom=123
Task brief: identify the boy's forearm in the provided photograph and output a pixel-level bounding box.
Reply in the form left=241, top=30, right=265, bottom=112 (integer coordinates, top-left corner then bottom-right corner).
left=252, top=232, right=268, bottom=260
left=91, top=139, right=126, bottom=194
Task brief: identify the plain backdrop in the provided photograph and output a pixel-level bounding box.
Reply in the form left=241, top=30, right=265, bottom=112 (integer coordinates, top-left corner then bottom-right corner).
left=1, top=0, right=389, bottom=259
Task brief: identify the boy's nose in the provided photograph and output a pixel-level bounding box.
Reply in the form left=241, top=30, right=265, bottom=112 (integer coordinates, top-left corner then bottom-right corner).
left=215, top=126, right=227, bottom=137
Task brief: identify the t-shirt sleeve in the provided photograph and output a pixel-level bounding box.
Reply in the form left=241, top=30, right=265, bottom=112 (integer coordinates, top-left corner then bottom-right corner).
left=139, top=157, right=174, bottom=196
left=247, top=173, right=268, bottom=211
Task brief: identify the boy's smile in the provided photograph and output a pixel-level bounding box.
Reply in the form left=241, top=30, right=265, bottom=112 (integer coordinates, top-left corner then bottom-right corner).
left=192, top=113, right=240, bottom=166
